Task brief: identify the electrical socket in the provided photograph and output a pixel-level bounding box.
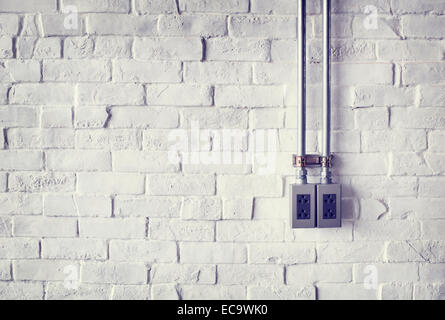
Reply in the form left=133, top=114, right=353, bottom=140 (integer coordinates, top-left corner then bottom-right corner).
left=290, top=184, right=316, bottom=228
left=317, top=184, right=341, bottom=228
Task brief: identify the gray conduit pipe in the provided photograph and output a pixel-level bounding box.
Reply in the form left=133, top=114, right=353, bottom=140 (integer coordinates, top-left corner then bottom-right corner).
left=296, top=0, right=308, bottom=185
left=321, top=0, right=332, bottom=184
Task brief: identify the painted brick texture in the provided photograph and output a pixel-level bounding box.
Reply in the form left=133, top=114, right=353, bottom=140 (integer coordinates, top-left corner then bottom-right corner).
left=0, top=0, right=444, bottom=300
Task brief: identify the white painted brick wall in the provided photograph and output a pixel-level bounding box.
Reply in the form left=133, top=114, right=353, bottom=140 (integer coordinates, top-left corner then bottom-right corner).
left=0, top=0, right=444, bottom=301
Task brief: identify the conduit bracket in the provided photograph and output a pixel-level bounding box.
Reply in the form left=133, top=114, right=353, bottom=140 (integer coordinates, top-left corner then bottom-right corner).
left=293, top=155, right=333, bottom=168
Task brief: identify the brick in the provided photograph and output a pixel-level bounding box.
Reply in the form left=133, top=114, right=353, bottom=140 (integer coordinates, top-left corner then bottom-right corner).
left=147, top=174, right=215, bottom=196
left=334, top=154, right=387, bottom=175
left=180, top=0, right=249, bottom=13
left=21, top=15, right=42, bottom=36
left=64, top=37, right=94, bottom=59
left=7, top=129, right=75, bottom=149
left=354, top=86, right=416, bottom=108
left=287, top=264, right=352, bottom=284
left=402, top=15, right=445, bottom=39
left=331, top=0, right=390, bottom=13
left=110, top=240, right=177, bottom=262
left=180, top=197, right=220, bottom=220
left=109, top=107, right=179, bottom=129
left=354, top=220, right=419, bottom=241
left=180, top=242, right=247, bottom=264
left=14, top=260, right=78, bottom=281
left=414, top=283, right=445, bottom=300
left=218, top=265, right=283, bottom=285
left=386, top=240, right=445, bottom=263
left=136, top=0, right=178, bottom=14
left=420, top=86, right=445, bottom=107
left=253, top=198, right=287, bottom=220
left=286, top=222, right=353, bottom=242
left=79, top=218, right=146, bottom=239
left=217, top=175, right=282, bottom=197
left=159, top=14, right=227, bottom=37
left=362, top=130, right=427, bottom=152
left=151, top=284, right=179, bottom=300
left=430, top=131, right=445, bottom=152
left=251, top=108, right=284, bottom=129
left=0, top=193, right=42, bottom=215
left=8, top=172, right=76, bottom=192
left=0, top=36, right=13, bottom=58
left=217, top=220, right=284, bottom=242
left=42, top=14, right=84, bottom=36
left=44, top=194, right=111, bottom=217
left=82, top=262, right=148, bottom=284
left=143, top=129, right=190, bottom=151
left=95, top=36, right=132, bottom=58
left=185, top=61, right=251, bottom=84
left=333, top=63, right=393, bottom=86
left=422, top=220, right=445, bottom=240
left=42, top=107, right=73, bottom=128
left=114, top=196, right=181, bottom=218
left=0, top=60, right=40, bottom=82
left=354, top=263, right=418, bottom=283
left=0, top=84, right=9, bottom=104
left=43, top=60, right=110, bottom=82
left=378, top=40, right=443, bottom=61
left=0, top=172, right=6, bottom=192
left=348, top=176, right=418, bottom=198
left=248, top=286, right=315, bottom=300
left=78, top=173, right=145, bottom=194
left=87, top=14, right=157, bottom=35
left=149, top=219, right=214, bottom=241
left=251, top=0, right=321, bottom=14
left=111, top=285, right=150, bottom=300
left=62, top=0, right=130, bottom=13
left=381, top=282, right=413, bottom=300
left=249, top=243, right=315, bottom=264
left=331, top=130, right=360, bottom=153
left=391, top=0, right=445, bottom=14
left=0, top=107, right=37, bottom=127
left=318, top=242, right=385, bottom=263
left=113, top=60, right=181, bottom=83
left=206, top=38, right=270, bottom=62
left=419, top=178, right=445, bottom=198
left=115, top=151, right=178, bottom=173
left=403, top=63, right=445, bottom=85
left=223, top=198, right=252, bottom=220
left=147, top=84, right=212, bottom=106
left=0, top=14, right=19, bottom=35
left=78, top=84, right=144, bottom=105
left=230, top=16, right=296, bottom=38
left=215, top=85, right=283, bottom=107
left=9, top=83, right=75, bottom=105
left=46, top=150, right=111, bottom=171
left=391, top=108, right=445, bottom=129
left=151, top=264, right=215, bottom=284
left=180, top=285, right=245, bottom=300
left=390, top=198, right=445, bottom=220
left=46, top=283, right=111, bottom=300
left=419, top=264, right=445, bottom=282
left=352, top=16, right=401, bottom=39
left=0, top=282, right=43, bottom=300
left=134, top=37, right=202, bottom=61
left=313, top=14, right=353, bottom=38
left=14, top=216, right=77, bottom=237
left=0, top=0, right=57, bottom=12
left=0, top=238, right=39, bottom=259
left=75, top=107, right=108, bottom=128
left=182, top=108, right=248, bottom=129
left=42, top=238, right=107, bottom=260
left=0, top=151, right=42, bottom=170
left=390, top=152, right=433, bottom=176
left=76, top=129, right=141, bottom=150
left=0, top=260, right=10, bottom=280
left=317, top=284, right=378, bottom=300
left=33, top=37, right=61, bottom=58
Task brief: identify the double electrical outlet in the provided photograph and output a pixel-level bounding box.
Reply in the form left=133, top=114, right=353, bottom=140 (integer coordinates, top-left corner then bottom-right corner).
left=290, top=184, right=341, bottom=228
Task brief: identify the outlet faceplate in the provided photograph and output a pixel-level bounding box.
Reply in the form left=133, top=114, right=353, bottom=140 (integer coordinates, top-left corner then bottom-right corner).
left=317, top=184, right=341, bottom=228
left=290, top=184, right=316, bottom=228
